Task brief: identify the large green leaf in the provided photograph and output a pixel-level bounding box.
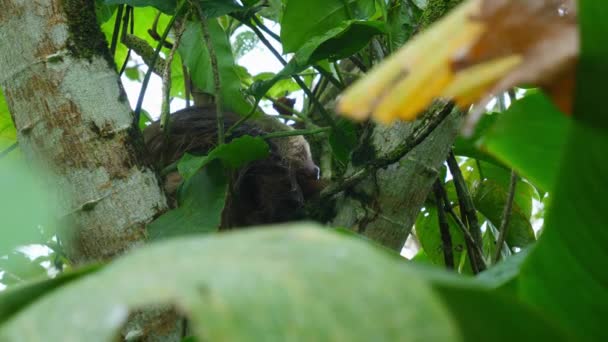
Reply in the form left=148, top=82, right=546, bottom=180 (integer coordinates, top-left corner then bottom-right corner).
left=177, top=135, right=269, bottom=180
left=0, top=265, right=100, bottom=324
left=480, top=92, right=570, bottom=193
left=0, top=252, right=48, bottom=287
left=295, top=20, right=386, bottom=64
left=0, top=162, right=56, bottom=256
left=0, top=226, right=459, bottom=341
left=179, top=19, right=252, bottom=115
left=452, top=112, right=504, bottom=166
left=429, top=280, right=573, bottom=341
left=147, top=161, right=227, bottom=240
left=281, top=0, right=375, bottom=53
left=518, top=120, right=608, bottom=341
left=415, top=206, right=466, bottom=269
left=460, top=160, right=536, bottom=248
left=501, top=4, right=608, bottom=339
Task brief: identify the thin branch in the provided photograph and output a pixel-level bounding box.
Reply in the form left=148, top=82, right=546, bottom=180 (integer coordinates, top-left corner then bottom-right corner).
left=243, top=20, right=338, bottom=130
left=200, top=17, right=225, bottom=145
left=493, top=170, right=518, bottom=263
left=225, top=102, right=260, bottom=137
left=261, top=127, right=331, bottom=139
left=109, top=5, right=124, bottom=56
left=436, top=184, right=487, bottom=274
left=133, top=3, right=185, bottom=127
left=446, top=151, right=483, bottom=247
left=160, top=20, right=187, bottom=133
left=0, top=142, right=18, bottom=159
left=433, top=180, right=454, bottom=270
left=250, top=15, right=280, bottom=41
left=249, top=16, right=343, bottom=89
left=349, top=56, right=368, bottom=72
left=118, top=6, right=133, bottom=76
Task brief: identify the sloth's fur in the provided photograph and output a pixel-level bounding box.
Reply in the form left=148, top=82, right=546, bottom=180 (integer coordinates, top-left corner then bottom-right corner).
left=143, top=106, right=320, bottom=229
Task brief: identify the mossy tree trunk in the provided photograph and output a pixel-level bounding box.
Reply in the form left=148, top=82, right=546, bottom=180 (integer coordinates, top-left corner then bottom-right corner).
left=0, top=0, right=181, bottom=339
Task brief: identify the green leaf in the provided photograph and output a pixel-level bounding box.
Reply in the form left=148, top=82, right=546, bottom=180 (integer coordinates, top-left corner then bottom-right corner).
left=386, top=0, right=422, bottom=51
left=452, top=112, right=504, bottom=166
left=0, top=264, right=100, bottom=324
left=102, top=0, right=176, bottom=14
left=518, top=120, right=608, bottom=341
left=194, top=0, right=246, bottom=18
left=251, top=72, right=300, bottom=98
left=295, top=20, right=386, bottom=64
left=415, top=206, right=466, bottom=269
left=477, top=248, right=529, bottom=293
left=0, top=162, right=56, bottom=256
left=147, top=161, right=228, bottom=240
left=179, top=19, right=253, bottom=115
left=515, top=5, right=608, bottom=336
left=480, top=92, right=570, bottom=193
left=177, top=135, right=269, bottom=180
left=329, top=119, right=357, bottom=164
left=94, top=0, right=117, bottom=24
left=281, top=0, right=375, bottom=53
left=0, top=226, right=459, bottom=341
left=461, top=160, right=536, bottom=248
left=429, top=279, right=573, bottom=342
left=0, top=91, right=16, bottom=151
left=0, top=252, right=48, bottom=287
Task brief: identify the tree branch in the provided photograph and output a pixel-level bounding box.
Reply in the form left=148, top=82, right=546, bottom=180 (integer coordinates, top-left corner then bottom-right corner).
left=433, top=180, right=454, bottom=270
left=446, top=151, right=483, bottom=247
left=493, top=170, right=518, bottom=263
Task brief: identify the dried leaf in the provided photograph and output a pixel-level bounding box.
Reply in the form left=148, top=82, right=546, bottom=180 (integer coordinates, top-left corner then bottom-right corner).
left=338, top=0, right=578, bottom=130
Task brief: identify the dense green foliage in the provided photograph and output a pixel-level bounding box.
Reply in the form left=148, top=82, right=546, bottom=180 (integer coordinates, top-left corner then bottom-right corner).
left=0, top=0, right=606, bottom=341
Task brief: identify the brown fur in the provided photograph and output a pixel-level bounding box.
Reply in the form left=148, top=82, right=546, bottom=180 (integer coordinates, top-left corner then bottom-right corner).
left=143, top=106, right=320, bottom=229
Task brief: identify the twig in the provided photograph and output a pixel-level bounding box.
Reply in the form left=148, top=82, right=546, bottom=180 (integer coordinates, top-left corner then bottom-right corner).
left=261, top=127, right=331, bottom=139
left=243, top=20, right=338, bottom=130
left=433, top=180, right=454, bottom=270
left=133, top=2, right=185, bottom=127
left=249, top=16, right=343, bottom=89
left=200, top=17, right=225, bottom=145
left=118, top=6, right=134, bottom=76
left=321, top=102, right=455, bottom=199
left=109, top=5, right=124, bottom=57
left=446, top=151, right=483, bottom=247
left=160, top=20, right=187, bottom=134
left=493, top=170, right=518, bottom=263
left=435, top=180, right=486, bottom=273
left=250, top=15, right=280, bottom=42
left=225, top=101, right=260, bottom=137
left=0, top=142, right=18, bottom=159
left=349, top=56, right=368, bottom=72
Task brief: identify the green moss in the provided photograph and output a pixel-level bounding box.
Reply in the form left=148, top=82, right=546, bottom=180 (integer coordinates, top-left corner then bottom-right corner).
left=419, top=0, right=463, bottom=29
left=61, top=0, right=114, bottom=66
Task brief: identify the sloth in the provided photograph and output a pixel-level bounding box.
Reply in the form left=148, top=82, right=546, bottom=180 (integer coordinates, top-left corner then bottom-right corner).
left=143, top=106, right=321, bottom=229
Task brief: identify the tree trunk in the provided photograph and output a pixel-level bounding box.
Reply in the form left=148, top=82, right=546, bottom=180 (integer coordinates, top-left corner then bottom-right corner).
left=0, top=1, right=182, bottom=339
left=0, top=0, right=167, bottom=264
left=330, top=107, right=461, bottom=251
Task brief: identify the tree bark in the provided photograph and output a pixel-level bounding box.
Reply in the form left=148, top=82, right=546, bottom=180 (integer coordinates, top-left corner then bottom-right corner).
left=0, top=2, right=182, bottom=339
left=329, top=107, right=461, bottom=251
left=0, top=0, right=168, bottom=264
